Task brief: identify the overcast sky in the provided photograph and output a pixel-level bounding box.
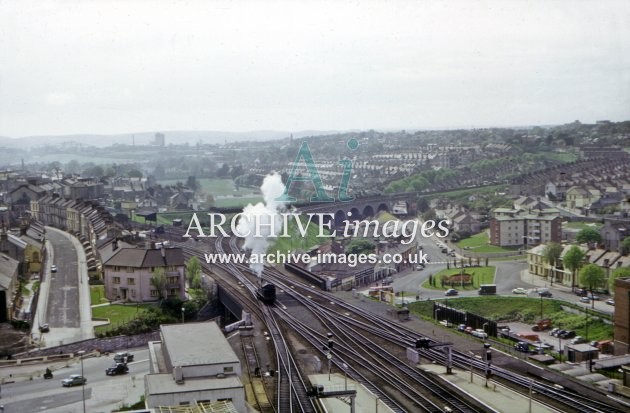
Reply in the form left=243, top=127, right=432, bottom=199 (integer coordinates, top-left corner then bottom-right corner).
left=1, top=0, right=629, bottom=137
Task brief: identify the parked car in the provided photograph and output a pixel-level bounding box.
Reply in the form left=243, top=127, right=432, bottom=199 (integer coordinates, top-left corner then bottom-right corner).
left=550, top=327, right=560, bottom=336
left=51, top=264, right=58, bottom=273
left=113, top=352, right=134, bottom=363
left=472, top=329, right=488, bottom=339
left=570, top=336, right=587, bottom=345
left=39, top=323, right=50, bottom=333
left=560, top=330, right=576, bottom=339
left=62, top=374, right=86, bottom=387
left=514, top=342, right=530, bottom=353
left=465, top=326, right=474, bottom=334
left=579, top=296, right=591, bottom=303
left=445, top=289, right=458, bottom=296
left=589, top=294, right=601, bottom=301
left=105, top=363, right=129, bottom=376
left=538, top=290, right=553, bottom=298
left=575, top=288, right=588, bottom=297
left=457, top=324, right=467, bottom=332
left=439, top=320, right=453, bottom=328
left=552, top=329, right=566, bottom=338
left=589, top=340, right=599, bottom=348
left=512, top=287, right=528, bottom=295
left=606, top=298, right=615, bottom=306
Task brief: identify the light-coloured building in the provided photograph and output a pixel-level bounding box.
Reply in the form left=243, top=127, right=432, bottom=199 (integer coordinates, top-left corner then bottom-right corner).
left=490, top=207, right=561, bottom=247
left=103, top=245, right=186, bottom=302
left=565, top=186, right=601, bottom=209
left=145, top=322, right=245, bottom=411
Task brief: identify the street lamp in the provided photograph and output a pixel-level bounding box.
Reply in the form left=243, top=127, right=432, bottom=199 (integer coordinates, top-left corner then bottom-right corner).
left=77, top=350, right=86, bottom=413
left=326, top=333, right=334, bottom=381
left=483, top=343, right=492, bottom=388
left=181, top=307, right=185, bottom=324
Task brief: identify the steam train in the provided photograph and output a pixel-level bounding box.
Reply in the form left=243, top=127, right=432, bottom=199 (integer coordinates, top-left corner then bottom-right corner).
left=256, top=282, right=276, bottom=305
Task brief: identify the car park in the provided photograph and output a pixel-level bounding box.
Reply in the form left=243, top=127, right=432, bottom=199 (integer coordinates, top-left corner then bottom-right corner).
left=445, top=288, right=458, bottom=296
left=606, top=298, right=615, bottom=306
left=512, top=288, right=528, bottom=295
left=113, top=352, right=134, bottom=363
left=62, top=374, right=86, bottom=387
left=105, top=363, right=129, bottom=376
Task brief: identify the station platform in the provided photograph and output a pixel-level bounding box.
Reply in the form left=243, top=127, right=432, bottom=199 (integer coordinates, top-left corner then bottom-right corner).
left=310, top=364, right=560, bottom=413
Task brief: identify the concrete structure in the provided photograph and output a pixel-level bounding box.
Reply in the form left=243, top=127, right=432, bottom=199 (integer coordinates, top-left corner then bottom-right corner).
left=564, top=343, right=599, bottom=363
left=613, top=277, right=630, bottom=355
left=103, top=245, right=186, bottom=302
left=490, top=207, right=561, bottom=247
left=145, top=321, right=245, bottom=411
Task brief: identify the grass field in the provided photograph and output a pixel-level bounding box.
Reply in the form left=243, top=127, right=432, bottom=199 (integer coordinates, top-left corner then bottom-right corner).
left=408, top=296, right=612, bottom=341
left=456, top=232, right=520, bottom=253
left=564, top=221, right=603, bottom=230
left=90, top=285, right=109, bottom=305
left=268, top=216, right=328, bottom=254
left=422, top=266, right=496, bottom=290
left=92, top=304, right=152, bottom=333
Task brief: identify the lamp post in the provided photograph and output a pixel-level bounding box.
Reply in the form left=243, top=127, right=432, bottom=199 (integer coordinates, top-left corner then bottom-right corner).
left=326, top=333, right=334, bottom=381
left=468, top=351, right=475, bottom=383
left=181, top=307, right=185, bottom=324
left=77, top=350, right=86, bottom=413
left=483, top=343, right=491, bottom=388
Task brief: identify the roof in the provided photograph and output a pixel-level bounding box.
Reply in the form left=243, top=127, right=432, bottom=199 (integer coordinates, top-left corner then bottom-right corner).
left=103, top=247, right=185, bottom=268
left=161, top=321, right=240, bottom=367
left=0, top=253, right=19, bottom=289
left=145, top=373, right=242, bottom=395
left=566, top=343, right=598, bottom=352
left=593, top=355, right=630, bottom=369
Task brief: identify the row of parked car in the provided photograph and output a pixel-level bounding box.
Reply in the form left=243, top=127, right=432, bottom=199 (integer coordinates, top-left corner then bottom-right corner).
left=456, top=324, right=488, bottom=339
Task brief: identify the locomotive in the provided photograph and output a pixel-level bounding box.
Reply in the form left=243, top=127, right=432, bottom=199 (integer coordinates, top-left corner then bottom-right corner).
left=256, top=282, right=276, bottom=305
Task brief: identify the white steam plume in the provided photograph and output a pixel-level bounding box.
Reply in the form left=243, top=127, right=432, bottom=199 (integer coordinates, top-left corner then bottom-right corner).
left=236, top=173, right=286, bottom=277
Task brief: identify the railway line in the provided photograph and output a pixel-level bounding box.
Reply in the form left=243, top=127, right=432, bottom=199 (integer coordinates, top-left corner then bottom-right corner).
left=172, top=231, right=627, bottom=413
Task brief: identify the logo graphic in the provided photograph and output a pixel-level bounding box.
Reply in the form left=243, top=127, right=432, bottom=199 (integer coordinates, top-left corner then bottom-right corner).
left=276, top=139, right=358, bottom=203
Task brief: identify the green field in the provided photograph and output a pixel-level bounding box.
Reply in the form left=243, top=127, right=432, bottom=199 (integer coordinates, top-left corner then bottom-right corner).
left=564, top=221, right=603, bottom=230
left=268, top=216, right=329, bottom=254
left=214, top=196, right=263, bottom=208
left=422, top=266, right=495, bottom=290
left=90, top=285, right=109, bottom=305
left=456, top=232, right=520, bottom=253
left=92, top=304, right=152, bottom=333
left=408, top=296, right=612, bottom=341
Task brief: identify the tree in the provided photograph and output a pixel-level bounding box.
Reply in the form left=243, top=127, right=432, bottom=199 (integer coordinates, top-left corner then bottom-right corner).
left=620, top=236, right=630, bottom=255
left=542, top=242, right=563, bottom=283
left=609, top=267, right=630, bottom=294
left=579, top=264, right=605, bottom=309
left=186, top=175, right=198, bottom=191
left=346, top=239, right=375, bottom=256
left=185, top=256, right=202, bottom=289
left=150, top=267, right=167, bottom=300
left=563, top=246, right=586, bottom=289
left=576, top=228, right=602, bottom=247
left=128, top=169, right=143, bottom=178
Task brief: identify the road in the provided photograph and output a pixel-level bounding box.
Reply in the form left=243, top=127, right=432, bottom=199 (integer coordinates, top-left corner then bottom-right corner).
left=0, top=349, right=149, bottom=413
left=34, top=227, right=94, bottom=348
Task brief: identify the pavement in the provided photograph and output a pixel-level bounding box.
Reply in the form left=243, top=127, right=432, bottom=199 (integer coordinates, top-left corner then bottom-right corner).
left=309, top=373, right=396, bottom=413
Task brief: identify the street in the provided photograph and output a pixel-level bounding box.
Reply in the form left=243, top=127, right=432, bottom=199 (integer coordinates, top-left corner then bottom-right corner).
left=0, top=349, right=149, bottom=413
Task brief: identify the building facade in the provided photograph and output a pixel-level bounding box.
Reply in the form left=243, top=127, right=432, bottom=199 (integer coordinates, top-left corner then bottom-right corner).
left=614, top=277, right=630, bottom=355
left=490, top=208, right=562, bottom=247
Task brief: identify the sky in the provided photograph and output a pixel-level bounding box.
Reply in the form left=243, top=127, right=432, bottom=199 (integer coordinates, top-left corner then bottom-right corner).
left=1, top=0, right=629, bottom=138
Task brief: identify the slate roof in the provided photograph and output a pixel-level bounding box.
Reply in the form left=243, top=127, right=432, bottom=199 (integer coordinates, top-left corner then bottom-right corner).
left=103, top=247, right=185, bottom=268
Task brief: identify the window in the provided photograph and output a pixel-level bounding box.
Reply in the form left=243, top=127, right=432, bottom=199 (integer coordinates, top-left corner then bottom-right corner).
left=126, top=266, right=134, bottom=273
left=169, top=288, right=178, bottom=297
left=127, top=278, right=135, bottom=285
left=130, top=289, right=136, bottom=298
left=150, top=289, right=159, bottom=297
left=167, top=276, right=178, bottom=285
left=223, top=366, right=234, bottom=373
left=113, top=277, right=121, bottom=284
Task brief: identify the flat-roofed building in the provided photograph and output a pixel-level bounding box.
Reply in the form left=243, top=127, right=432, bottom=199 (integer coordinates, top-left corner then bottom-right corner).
left=614, top=277, right=630, bottom=355
left=145, top=321, right=245, bottom=411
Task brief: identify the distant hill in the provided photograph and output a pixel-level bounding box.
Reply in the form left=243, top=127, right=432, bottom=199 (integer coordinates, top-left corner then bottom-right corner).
left=4, top=130, right=348, bottom=148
